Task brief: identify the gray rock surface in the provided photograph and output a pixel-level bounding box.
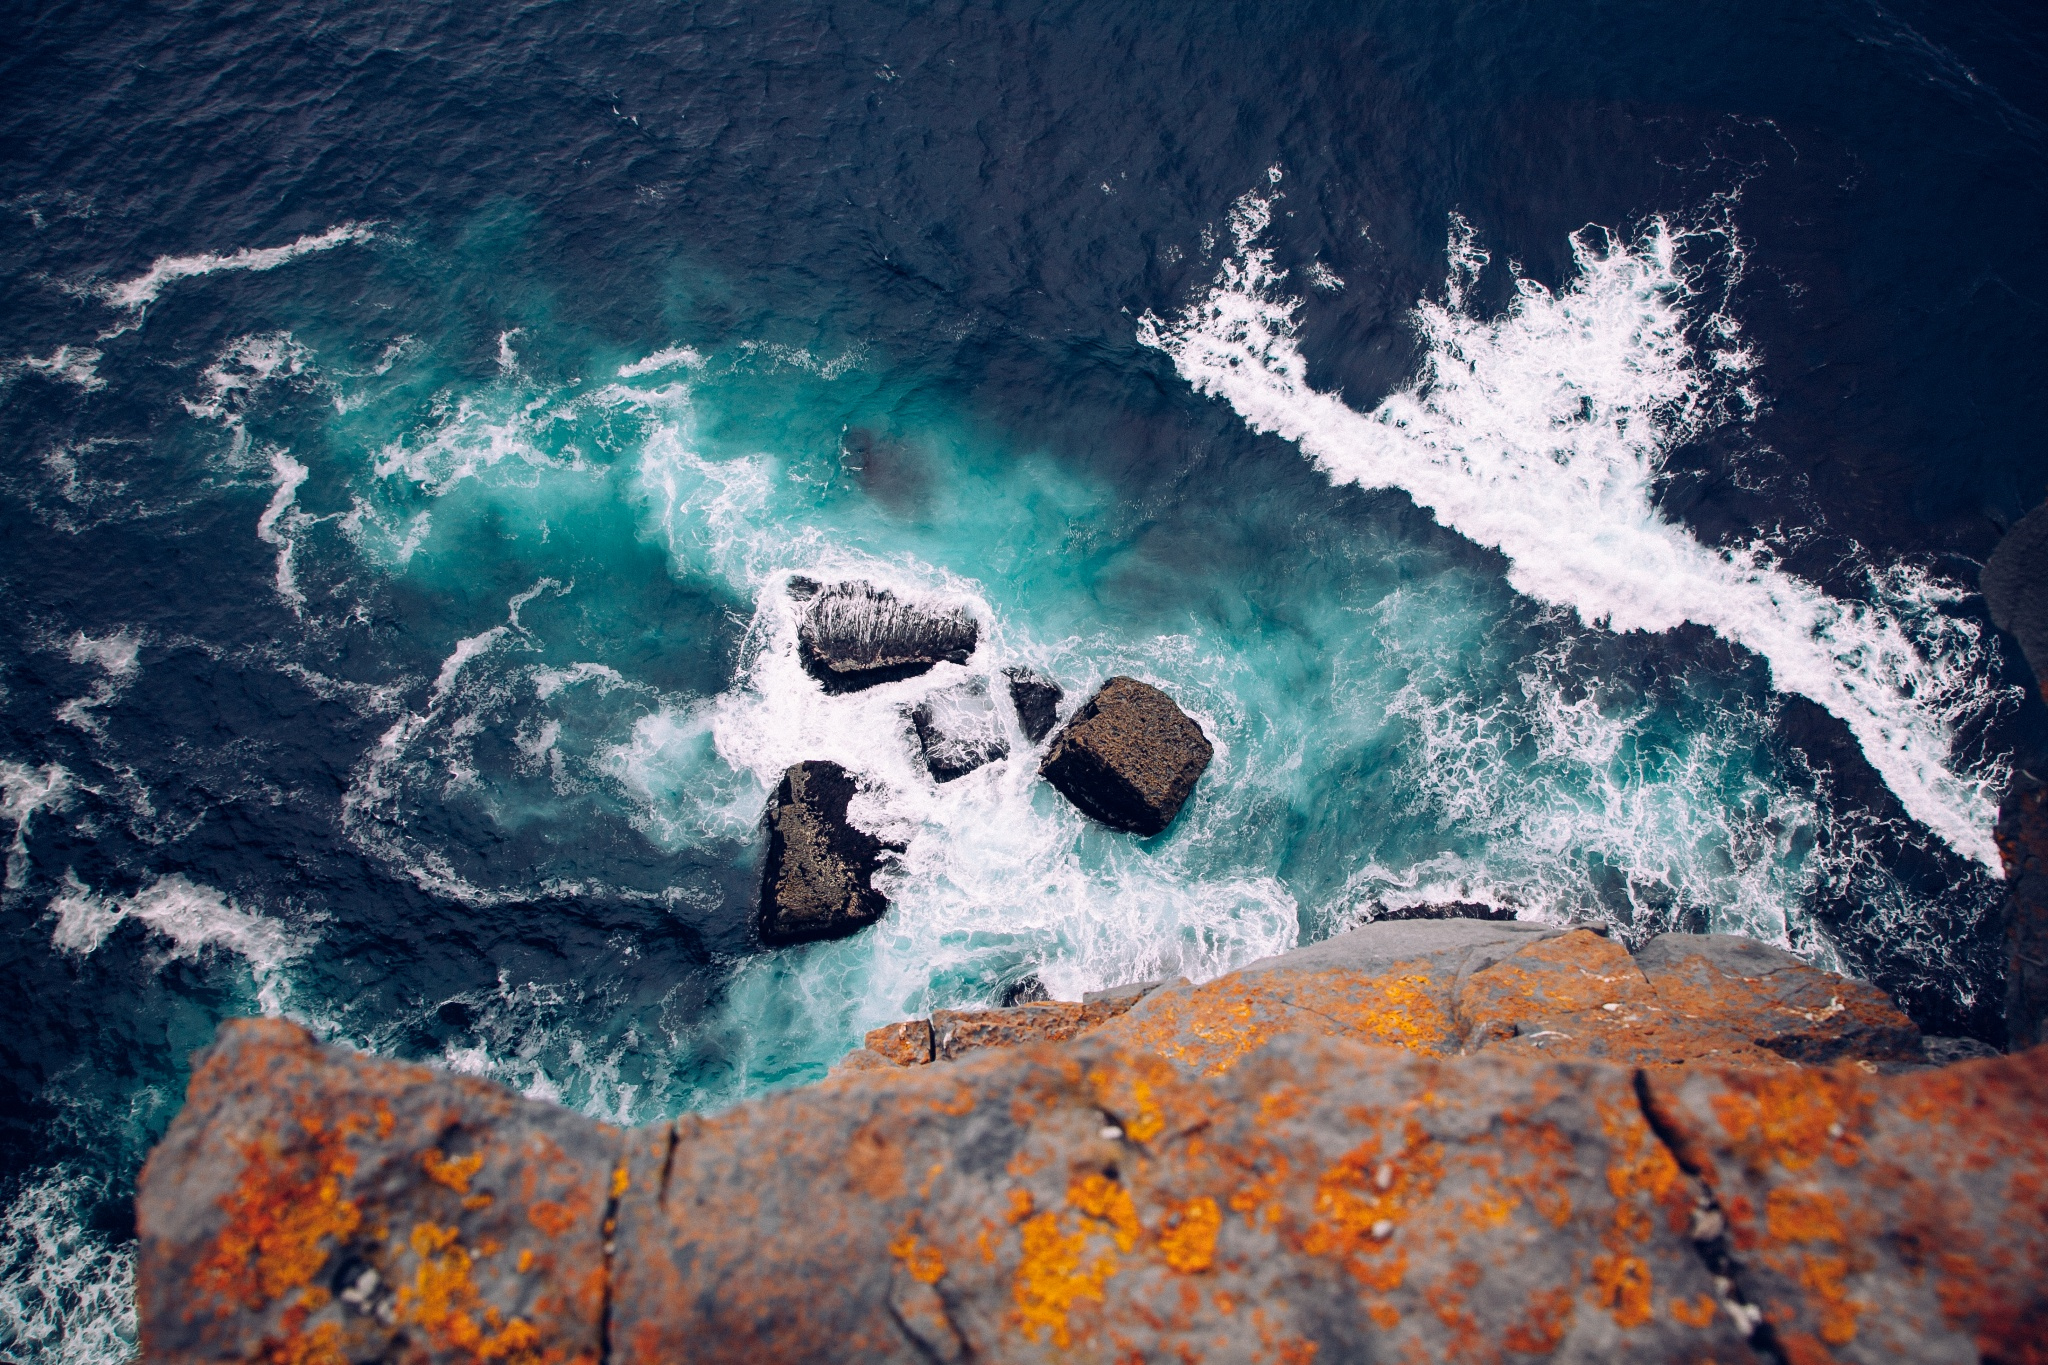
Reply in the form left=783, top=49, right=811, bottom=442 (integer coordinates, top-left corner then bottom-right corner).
left=793, top=579, right=978, bottom=693
left=1002, top=666, right=1064, bottom=744
left=758, top=760, right=892, bottom=946
left=1039, top=676, right=1212, bottom=836
left=908, top=680, right=1008, bottom=782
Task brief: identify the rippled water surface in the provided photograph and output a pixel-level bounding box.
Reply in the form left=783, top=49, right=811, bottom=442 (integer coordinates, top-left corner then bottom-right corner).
left=3, top=1, right=2046, bottom=1354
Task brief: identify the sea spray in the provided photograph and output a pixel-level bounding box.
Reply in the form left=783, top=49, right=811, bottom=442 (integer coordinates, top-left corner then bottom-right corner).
left=1139, top=183, right=2019, bottom=871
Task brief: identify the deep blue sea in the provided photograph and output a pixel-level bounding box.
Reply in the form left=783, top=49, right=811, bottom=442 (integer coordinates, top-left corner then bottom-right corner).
left=3, top=1, right=2046, bottom=1354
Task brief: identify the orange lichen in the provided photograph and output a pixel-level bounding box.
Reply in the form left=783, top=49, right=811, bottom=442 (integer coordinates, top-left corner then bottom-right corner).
left=1156, top=1197, right=1221, bottom=1273
left=1299, top=1121, right=1442, bottom=1293
left=1670, top=1293, right=1718, bottom=1328
left=888, top=1230, right=947, bottom=1285
left=1708, top=1070, right=1867, bottom=1174
left=610, top=1165, right=629, bottom=1199
left=1795, top=1254, right=1863, bottom=1346
left=398, top=1222, right=543, bottom=1364
left=1591, top=1253, right=1653, bottom=1329
left=194, top=1112, right=363, bottom=1314
left=1006, top=1188, right=1036, bottom=1224
left=931, top=1084, right=976, bottom=1116
left=527, top=1201, right=578, bottom=1238
left=258, top=1297, right=348, bottom=1365
left=1070, top=1174, right=1142, bottom=1253
left=1503, top=1286, right=1575, bottom=1354
left=1011, top=1211, right=1119, bottom=1347
left=421, top=1148, right=485, bottom=1194
left=1766, top=1187, right=1848, bottom=1244
left=1090, top=1063, right=1169, bottom=1142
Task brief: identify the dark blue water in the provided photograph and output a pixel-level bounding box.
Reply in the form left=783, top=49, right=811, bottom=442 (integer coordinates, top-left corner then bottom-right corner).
left=3, top=1, right=2045, bottom=1353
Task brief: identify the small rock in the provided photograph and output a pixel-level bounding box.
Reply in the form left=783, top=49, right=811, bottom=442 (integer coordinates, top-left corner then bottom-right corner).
left=758, top=761, right=893, bottom=947
left=908, top=681, right=1008, bottom=782
left=792, top=580, right=978, bottom=694
left=1367, top=900, right=1518, bottom=923
left=1003, top=667, right=1065, bottom=744
left=1039, top=676, right=1213, bottom=836
left=1002, top=974, right=1051, bottom=1007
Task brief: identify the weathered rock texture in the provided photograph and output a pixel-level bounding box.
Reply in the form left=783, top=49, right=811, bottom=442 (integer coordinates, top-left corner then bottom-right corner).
left=139, top=925, right=2048, bottom=1365
left=792, top=580, right=979, bottom=693
left=1039, top=676, right=1213, bottom=836
left=759, top=760, right=892, bottom=946
left=2000, top=767, right=2048, bottom=1051
left=1003, top=667, right=1064, bottom=745
left=908, top=682, right=1008, bottom=783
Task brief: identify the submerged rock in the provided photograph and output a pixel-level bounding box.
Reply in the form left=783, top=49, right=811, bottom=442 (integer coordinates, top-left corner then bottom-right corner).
left=907, top=681, right=1008, bottom=782
left=1040, top=676, right=1212, bottom=835
left=758, top=760, right=891, bottom=946
left=1002, top=666, right=1064, bottom=743
left=792, top=579, right=978, bottom=693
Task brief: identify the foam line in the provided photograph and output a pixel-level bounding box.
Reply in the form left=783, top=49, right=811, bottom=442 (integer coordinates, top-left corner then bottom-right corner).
left=94, top=223, right=377, bottom=312
left=1140, top=188, right=2013, bottom=870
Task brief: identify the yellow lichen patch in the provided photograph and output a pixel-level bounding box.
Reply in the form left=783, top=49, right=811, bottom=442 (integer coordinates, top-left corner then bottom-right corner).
left=399, top=1222, right=544, bottom=1364
left=259, top=1301, right=348, bottom=1365
left=1709, top=1070, right=1869, bottom=1174
left=421, top=1148, right=485, bottom=1194
left=1156, top=1196, right=1221, bottom=1273
left=1796, top=1253, right=1864, bottom=1346
left=1766, top=1187, right=1848, bottom=1244
left=1069, top=1174, right=1141, bottom=1252
left=610, top=1165, right=629, bottom=1199
left=1010, top=1211, right=1119, bottom=1348
left=194, top=1112, right=363, bottom=1313
left=1088, top=1059, right=1171, bottom=1142
left=888, top=1230, right=947, bottom=1285
left=1591, top=1253, right=1654, bottom=1329
left=1306, top=971, right=1454, bottom=1055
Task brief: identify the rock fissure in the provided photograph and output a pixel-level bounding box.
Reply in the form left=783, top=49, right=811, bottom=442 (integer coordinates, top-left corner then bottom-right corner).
left=1629, top=1068, right=1786, bottom=1365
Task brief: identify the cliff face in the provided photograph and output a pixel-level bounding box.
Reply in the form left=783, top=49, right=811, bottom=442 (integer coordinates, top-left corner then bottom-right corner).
left=137, top=922, right=2046, bottom=1365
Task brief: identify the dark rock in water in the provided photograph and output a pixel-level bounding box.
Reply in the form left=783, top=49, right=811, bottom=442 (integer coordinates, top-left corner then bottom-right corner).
left=1003, top=666, right=1064, bottom=743
left=907, top=680, right=1008, bottom=782
left=1001, top=973, right=1050, bottom=1007
left=758, top=760, right=891, bottom=946
left=792, top=580, right=978, bottom=693
left=1983, top=499, right=2048, bottom=692
left=2001, top=767, right=2048, bottom=1050
left=1366, top=900, right=1518, bottom=923
left=1040, top=676, right=1212, bottom=836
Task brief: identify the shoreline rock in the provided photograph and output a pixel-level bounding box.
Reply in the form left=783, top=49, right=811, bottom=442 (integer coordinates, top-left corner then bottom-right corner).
left=758, top=760, right=892, bottom=946
left=907, top=681, right=1008, bottom=782
left=792, top=579, right=979, bottom=693
left=1002, top=666, right=1064, bottom=744
left=1039, top=676, right=1213, bottom=836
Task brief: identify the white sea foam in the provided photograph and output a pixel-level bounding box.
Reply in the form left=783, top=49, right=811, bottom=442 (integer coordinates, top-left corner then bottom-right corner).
left=617, top=345, right=703, bottom=378
left=0, top=1167, right=136, bottom=1365
left=56, top=630, right=142, bottom=736
left=93, top=222, right=377, bottom=312
left=1, top=761, right=73, bottom=890
left=181, top=331, right=313, bottom=424
left=257, top=450, right=311, bottom=611
left=7, top=345, right=105, bottom=391
left=1140, top=185, right=2016, bottom=869
left=49, top=873, right=302, bottom=1006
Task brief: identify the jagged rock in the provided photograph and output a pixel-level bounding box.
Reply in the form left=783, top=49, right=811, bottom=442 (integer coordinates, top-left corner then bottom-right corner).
left=907, top=681, right=1008, bottom=782
left=1367, top=898, right=1519, bottom=922
left=1002, top=666, right=1064, bottom=744
left=758, top=760, right=892, bottom=946
left=792, top=580, right=978, bottom=693
left=1000, top=974, right=1050, bottom=1006
left=1039, top=676, right=1212, bottom=836
left=2000, top=767, right=2048, bottom=1050
left=1631, top=932, right=1922, bottom=1063
left=139, top=1015, right=2048, bottom=1365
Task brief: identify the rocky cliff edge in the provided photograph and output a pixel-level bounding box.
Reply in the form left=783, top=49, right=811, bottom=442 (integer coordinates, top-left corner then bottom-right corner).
left=137, top=920, right=2046, bottom=1364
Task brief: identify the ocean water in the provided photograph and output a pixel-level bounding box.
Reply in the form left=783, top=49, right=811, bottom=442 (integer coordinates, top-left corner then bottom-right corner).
left=3, top=1, right=2046, bottom=1355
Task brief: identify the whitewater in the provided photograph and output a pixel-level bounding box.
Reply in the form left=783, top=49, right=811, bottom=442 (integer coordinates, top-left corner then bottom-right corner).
left=1140, top=184, right=2016, bottom=872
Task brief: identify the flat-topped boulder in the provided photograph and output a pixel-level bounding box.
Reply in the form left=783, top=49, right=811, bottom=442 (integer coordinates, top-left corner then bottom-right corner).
left=1039, top=676, right=1212, bottom=835
left=790, top=578, right=979, bottom=693
left=758, top=760, right=892, bottom=946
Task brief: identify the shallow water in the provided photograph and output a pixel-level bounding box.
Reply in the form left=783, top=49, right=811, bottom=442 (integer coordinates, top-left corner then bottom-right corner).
left=3, top=1, right=2045, bottom=1355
